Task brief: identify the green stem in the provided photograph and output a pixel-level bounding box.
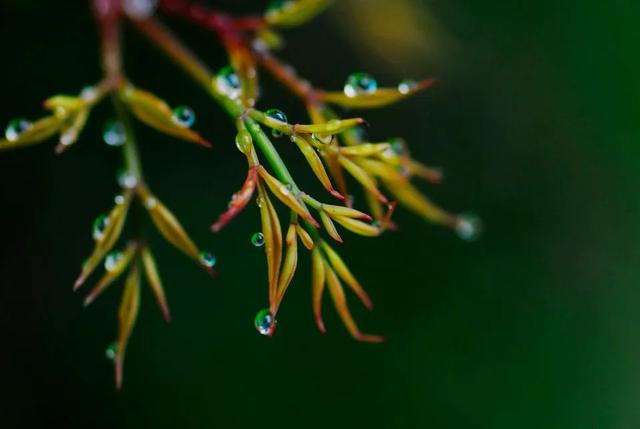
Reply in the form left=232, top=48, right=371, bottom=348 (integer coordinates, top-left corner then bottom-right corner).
left=112, top=94, right=144, bottom=181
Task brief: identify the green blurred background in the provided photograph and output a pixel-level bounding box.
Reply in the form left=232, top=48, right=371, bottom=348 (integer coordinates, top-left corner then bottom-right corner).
left=1, top=0, right=639, bottom=427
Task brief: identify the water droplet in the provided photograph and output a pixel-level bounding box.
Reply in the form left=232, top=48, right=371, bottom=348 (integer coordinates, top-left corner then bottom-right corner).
left=389, top=138, right=408, bottom=156
left=344, top=72, right=378, bottom=97
left=105, top=342, right=118, bottom=361
left=265, top=109, right=288, bottom=138
left=311, top=133, right=332, bottom=145
left=398, top=79, right=418, bottom=94
left=5, top=118, right=32, bottom=142
left=171, top=105, right=196, bottom=128
left=103, top=120, right=126, bottom=146
left=117, top=169, right=138, bottom=189
left=235, top=130, right=252, bottom=154
left=455, top=213, right=482, bottom=242
left=92, top=214, right=110, bottom=241
left=144, top=196, right=157, bottom=209
left=215, top=66, right=241, bottom=100
left=80, top=85, right=98, bottom=102
left=199, top=251, right=217, bottom=268
left=114, top=194, right=125, bottom=205
left=104, top=250, right=124, bottom=272
left=255, top=196, right=264, bottom=207
left=251, top=232, right=265, bottom=247
left=254, top=308, right=275, bottom=336
left=122, top=0, right=158, bottom=18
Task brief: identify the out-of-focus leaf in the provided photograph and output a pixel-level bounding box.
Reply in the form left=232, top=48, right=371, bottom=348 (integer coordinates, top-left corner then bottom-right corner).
left=383, top=179, right=454, bottom=226
left=120, top=85, right=211, bottom=148
left=338, top=155, right=388, bottom=203
left=320, top=79, right=435, bottom=109
left=228, top=46, right=259, bottom=107
left=138, top=186, right=201, bottom=262
left=339, top=143, right=390, bottom=157
left=321, top=204, right=372, bottom=221
left=115, top=263, right=141, bottom=390
left=311, top=247, right=326, bottom=333
left=321, top=241, right=372, bottom=309
left=324, top=260, right=383, bottom=343
left=141, top=246, right=171, bottom=322
left=332, top=215, right=381, bottom=237
left=265, top=0, right=332, bottom=28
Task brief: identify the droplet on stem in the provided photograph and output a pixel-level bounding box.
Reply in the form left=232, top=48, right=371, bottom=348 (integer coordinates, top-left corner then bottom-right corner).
left=199, top=251, right=217, bottom=268
left=254, top=308, right=275, bottom=336
left=5, top=118, right=32, bottom=142
left=215, top=66, right=241, bottom=100
left=92, top=214, right=110, bottom=241
left=104, top=250, right=124, bottom=272
left=103, top=120, right=126, bottom=147
left=455, top=213, right=482, bottom=242
left=171, top=106, right=196, bottom=128
left=251, top=232, right=265, bottom=247
left=265, top=109, right=288, bottom=138
left=344, top=72, right=378, bottom=97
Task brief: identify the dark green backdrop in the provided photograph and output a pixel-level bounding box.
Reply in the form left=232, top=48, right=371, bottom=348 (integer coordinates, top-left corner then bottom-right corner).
left=1, top=0, right=638, bottom=427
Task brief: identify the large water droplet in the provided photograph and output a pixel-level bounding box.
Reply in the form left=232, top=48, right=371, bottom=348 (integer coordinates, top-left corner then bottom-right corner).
left=344, top=73, right=378, bottom=97
left=105, top=342, right=118, bottom=361
left=5, top=118, right=32, bottom=142
left=93, top=214, right=110, bottom=241
left=215, top=66, right=241, bottom=100
left=122, top=0, right=158, bottom=18
left=199, top=251, right=217, bottom=268
left=254, top=308, right=275, bottom=336
left=265, top=109, right=288, bottom=138
left=398, top=79, right=417, bottom=94
left=455, top=213, right=482, bottom=242
left=235, top=130, right=252, bottom=154
left=311, top=133, right=332, bottom=145
left=103, top=120, right=126, bottom=146
left=117, top=169, right=138, bottom=189
left=251, top=232, right=265, bottom=247
left=104, top=250, right=124, bottom=272
left=171, top=105, right=195, bottom=128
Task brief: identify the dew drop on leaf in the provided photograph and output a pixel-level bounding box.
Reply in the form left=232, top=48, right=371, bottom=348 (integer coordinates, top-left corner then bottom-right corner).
left=92, top=214, right=110, bottom=241
left=398, top=79, right=417, bottom=94
left=254, top=308, right=275, bottom=336
left=455, top=213, right=482, bottom=242
left=235, top=130, right=252, bottom=154
left=251, top=232, right=265, bottom=247
left=5, top=118, right=32, bottom=142
left=199, top=251, right=217, bottom=268
left=117, top=169, right=138, bottom=189
left=215, top=66, right=241, bottom=100
left=105, top=342, right=118, bottom=361
left=103, top=120, right=126, bottom=146
left=265, top=109, right=288, bottom=138
left=171, top=105, right=196, bottom=128
left=104, top=250, right=124, bottom=272
left=344, top=72, right=377, bottom=97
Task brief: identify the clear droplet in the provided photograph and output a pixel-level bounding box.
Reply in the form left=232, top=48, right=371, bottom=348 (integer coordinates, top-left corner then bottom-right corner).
left=117, top=169, right=138, bottom=189
left=144, top=196, right=157, bottom=209
left=5, top=118, right=32, bottom=142
left=103, top=120, right=126, bottom=147
left=455, top=213, right=482, bottom=242
left=215, top=66, right=241, bottom=100
left=389, top=138, right=408, bottom=156
left=344, top=72, right=378, bottom=97
left=171, top=105, right=196, bottom=128
left=398, top=79, right=418, bottom=94
left=255, top=196, right=264, bottom=207
left=199, top=251, right=217, bottom=268
left=80, top=85, right=98, bottom=102
left=122, top=0, right=158, bottom=18
left=92, top=214, right=110, bottom=241
left=254, top=308, right=275, bottom=336
left=114, top=194, right=125, bottom=205
left=235, top=130, right=252, bottom=154
left=105, top=342, right=118, bottom=361
left=265, top=109, right=287, bottom=138
left=251, top=232, right=265, bottom=247
left=104, top=250, right=124, bottom=272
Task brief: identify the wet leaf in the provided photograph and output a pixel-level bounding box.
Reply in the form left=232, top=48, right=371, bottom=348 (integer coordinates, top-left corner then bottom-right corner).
left=84, top=242, right=138, bottom=307
left=320, top=78, right=435, bottom=109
